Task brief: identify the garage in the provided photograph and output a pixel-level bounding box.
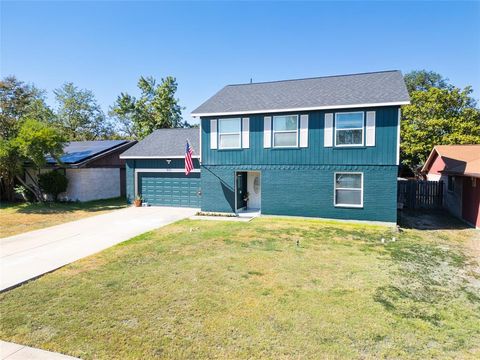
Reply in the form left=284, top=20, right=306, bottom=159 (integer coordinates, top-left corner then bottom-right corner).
left=139, top=172, right=201, bottom=207
left=120, top=128, right=201, bottom=209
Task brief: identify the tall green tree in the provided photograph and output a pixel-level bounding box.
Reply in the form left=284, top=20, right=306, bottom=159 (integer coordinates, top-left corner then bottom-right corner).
left=110, top=76, right=186, bottom=139
left=0, top=76, right=61, bottom=201
left=54, top=82, right=113, bottom=140
left=403, top=70, right=450, bottom=93
left=401, top=79, right=480, bottom=172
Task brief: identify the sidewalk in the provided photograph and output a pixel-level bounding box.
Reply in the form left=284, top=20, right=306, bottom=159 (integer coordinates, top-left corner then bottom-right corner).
left=0, top=341, right=79, bottom=359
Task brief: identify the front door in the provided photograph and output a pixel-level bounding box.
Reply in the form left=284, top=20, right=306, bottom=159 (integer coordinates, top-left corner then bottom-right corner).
left=236, top=172, right=248, bottom=210
left=247, top=172, right=261, bottom=210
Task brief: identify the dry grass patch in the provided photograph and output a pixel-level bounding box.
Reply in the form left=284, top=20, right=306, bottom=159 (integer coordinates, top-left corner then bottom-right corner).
left=0, top=217, right=479, bottom=359
left=0, top=198, right=127, bottom=238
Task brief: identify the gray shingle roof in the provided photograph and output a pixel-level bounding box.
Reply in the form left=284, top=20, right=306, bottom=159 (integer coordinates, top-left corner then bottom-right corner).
left=191, top=70, right=410, bottom=116
left=120, top=128, right=199, bottom=158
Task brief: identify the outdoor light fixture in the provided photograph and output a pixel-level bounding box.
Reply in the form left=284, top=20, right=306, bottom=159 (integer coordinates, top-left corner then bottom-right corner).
left=166, top=159, right=171, bottom=164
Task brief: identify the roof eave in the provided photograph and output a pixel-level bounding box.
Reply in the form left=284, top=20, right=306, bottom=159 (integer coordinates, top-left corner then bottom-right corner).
left=440, top=170, right=480, bottom=178
left=119, top=155, right=200, bottom=160
left=421, top=147, right=440, bottom=174
left=191, top=101, right=410, bottom=118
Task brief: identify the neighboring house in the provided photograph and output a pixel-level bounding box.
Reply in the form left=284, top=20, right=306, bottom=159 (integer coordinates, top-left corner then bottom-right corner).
left=422, top=145, right=480, bottom=228
left=120, top=128, right=201, bottom=207
left=25, top=140, right=136, bottom=202
left=190, top=70, right=410, bottom=223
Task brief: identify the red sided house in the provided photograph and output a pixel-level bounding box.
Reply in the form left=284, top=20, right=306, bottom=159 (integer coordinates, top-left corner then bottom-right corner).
left=422, top=145, right=480, bottom=228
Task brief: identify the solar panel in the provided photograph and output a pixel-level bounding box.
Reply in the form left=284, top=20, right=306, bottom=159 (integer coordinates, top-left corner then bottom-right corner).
left=46, top=140, right=127, bottom=164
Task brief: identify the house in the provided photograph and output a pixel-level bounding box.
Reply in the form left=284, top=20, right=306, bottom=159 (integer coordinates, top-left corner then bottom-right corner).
left=190, top=70, right=410, bottom=223
left=25, top=140, right=136, bottom=202
left=422, top=145, right=480, bottom=228
left=120, top=128, right=201, bottom=207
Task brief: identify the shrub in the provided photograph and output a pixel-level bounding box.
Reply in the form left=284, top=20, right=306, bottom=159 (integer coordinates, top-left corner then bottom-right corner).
left=38, top=170, right=68, bottom=201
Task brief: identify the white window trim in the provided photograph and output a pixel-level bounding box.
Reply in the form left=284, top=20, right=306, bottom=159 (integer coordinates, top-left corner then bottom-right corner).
left=334, top=172, right=364, bottom=208
left=218, top=118, right=242, bottom=149
left=334, top=111, right=365, bottom=147
left=272, top=115, right=299, bottom=148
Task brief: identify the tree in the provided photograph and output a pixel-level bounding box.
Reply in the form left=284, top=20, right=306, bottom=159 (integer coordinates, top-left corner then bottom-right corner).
left=0, top=76, right=58, bottom=201
left=110, top=76, right=186, bottom=139
left=403, top=70, right=450, bottom=93
left=54, top=82, right=114, bottom=140
left=1, top=76, right=54, bottom=139
left=401, top=85, right=480, bottom=172
left=13, top=119, right=66, bottom=201
left=38, top=170, right=68, bottom=202
left=109, top=93, right=137, bottom=138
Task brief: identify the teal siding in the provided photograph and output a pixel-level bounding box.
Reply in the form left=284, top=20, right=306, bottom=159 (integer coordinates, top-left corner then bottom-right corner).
left=125, top=158, right=200, bottom=204
left=201, top=165, right=398, bottom=223
left=201, top=167, right=236, bottom=213
left=201, top=106, right=399, bottom=166
left=126, top=160, right=135, bottom=203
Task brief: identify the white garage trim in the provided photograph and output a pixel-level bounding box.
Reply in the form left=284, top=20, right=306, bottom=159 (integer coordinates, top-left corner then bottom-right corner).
left=134, top=168, right=200, bottom=197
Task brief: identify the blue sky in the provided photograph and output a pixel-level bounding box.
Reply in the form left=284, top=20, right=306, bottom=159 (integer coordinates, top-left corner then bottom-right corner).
left=1, top=1, right=479, bottom=125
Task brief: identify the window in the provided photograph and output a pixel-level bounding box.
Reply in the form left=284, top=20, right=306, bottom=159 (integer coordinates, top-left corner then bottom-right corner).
left=448, top=176, right=455, bottom=192
left=218, top=118, right=241, bottom=149
left=273, top=115, right=298, bottom=147
left=334, top=173, right=363, bottom=207
left=253, top=176, right=260, bottom=194
left=335, top=112, right=364, bottom=146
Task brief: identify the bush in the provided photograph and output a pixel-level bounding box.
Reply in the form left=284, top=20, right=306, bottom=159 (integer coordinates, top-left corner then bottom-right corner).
left=38, top=170, right=68, bottom=201
left=14, top=185, right=35, bottom=202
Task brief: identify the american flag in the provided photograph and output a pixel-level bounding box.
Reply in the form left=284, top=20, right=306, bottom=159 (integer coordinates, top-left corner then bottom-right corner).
left=185, top=140, right=194, bottom=175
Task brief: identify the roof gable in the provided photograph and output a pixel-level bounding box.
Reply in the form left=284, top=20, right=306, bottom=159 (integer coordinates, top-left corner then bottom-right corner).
left=192, top=70, right=410, bottom=117
left=120, top=128, right=199, bottom=158
left=422, top=145, right=480, bottom=177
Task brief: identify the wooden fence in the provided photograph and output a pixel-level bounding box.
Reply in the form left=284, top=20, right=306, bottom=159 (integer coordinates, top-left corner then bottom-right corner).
left=397, top=180, right=443, bottom=209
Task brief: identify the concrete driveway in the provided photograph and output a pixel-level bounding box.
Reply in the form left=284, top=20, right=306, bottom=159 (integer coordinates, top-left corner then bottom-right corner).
left=0, top=206, right=197, bottom=291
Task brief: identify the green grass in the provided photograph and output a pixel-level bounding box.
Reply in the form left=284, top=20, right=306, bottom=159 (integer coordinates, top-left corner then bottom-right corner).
left=0, top=217, right=479, bottom=359
left=0, top=197, right=127, bottom=238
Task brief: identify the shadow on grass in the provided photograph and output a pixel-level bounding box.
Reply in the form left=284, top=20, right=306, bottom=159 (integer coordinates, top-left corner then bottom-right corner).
left=1, top=197, right=127, bottom=214
left=398, top=209, right=471, bottom=230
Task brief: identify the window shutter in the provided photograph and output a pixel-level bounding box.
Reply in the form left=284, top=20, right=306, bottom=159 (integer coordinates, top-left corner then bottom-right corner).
left=242, top=117, right=250, bottom=148
left=264, top=116, right=272, bottom=148
left=366, top=111, right=376, bottom=146
left=210, top=119, right=217, bottom=149
left=324, top=113, right=333, bottom=147
left=300, top=114, right=309, bottom=147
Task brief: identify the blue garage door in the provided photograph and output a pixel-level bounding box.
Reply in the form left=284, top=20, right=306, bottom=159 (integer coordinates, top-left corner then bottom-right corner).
left=139, top=172, right=201, bottom=208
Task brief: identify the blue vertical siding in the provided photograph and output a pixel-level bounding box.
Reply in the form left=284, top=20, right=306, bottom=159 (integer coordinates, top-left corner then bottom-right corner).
left=126, top=160, right=135, bottom=203
left=201, top=106, right=399, bottom=166
left=199, top=105, right=400, bottom=222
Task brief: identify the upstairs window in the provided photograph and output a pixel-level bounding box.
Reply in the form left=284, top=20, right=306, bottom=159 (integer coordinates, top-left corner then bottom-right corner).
left=334, top=173, right=363, bottom=207
left=335, top=112, right=364, bottom=146
left=218, top=118, right=241, bottom=149
left=273, top=115, right=298, bottom=147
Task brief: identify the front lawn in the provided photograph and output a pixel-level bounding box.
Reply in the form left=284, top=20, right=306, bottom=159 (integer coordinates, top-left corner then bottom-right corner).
left=0, top=197, right=127, bottom=238
left=0, top=217, right=479, bottom=359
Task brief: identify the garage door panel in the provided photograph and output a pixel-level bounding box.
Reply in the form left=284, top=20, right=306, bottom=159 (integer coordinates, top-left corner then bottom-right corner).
left=139, top=172, right=200, bottom=208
